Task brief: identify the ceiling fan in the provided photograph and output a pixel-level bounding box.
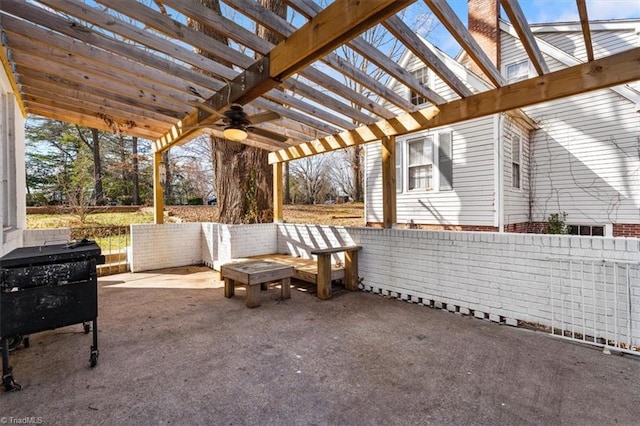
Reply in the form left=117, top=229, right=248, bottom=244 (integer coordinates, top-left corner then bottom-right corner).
left=188, top=101, right=287, bottom=143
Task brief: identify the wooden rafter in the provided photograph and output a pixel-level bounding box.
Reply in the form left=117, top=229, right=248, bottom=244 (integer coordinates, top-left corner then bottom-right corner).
left=500, top=0, right=550, bottom=75
left=383, top=16, right=473, bottom=98
left=269, top=46, right=640, bottom=163
left=576, top=0, right=595, bottom=62
left=154, top=0, right=411, bottom=153
left=423, top=0, right=506, bottom=87
left=286, top=0, right=446, bottom=106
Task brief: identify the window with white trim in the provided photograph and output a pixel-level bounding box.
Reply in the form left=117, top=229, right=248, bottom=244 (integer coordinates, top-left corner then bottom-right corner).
left=511, top=134, right=521, bottom=189
left=395, top=140, right=402, bottom=193
left=410, top=67, right=429, bottom=106
left=505, top=59, right=530, bottom=83
left=407, top=136, right=433, bottom=190
left=396, top=132, right=453, bottom=193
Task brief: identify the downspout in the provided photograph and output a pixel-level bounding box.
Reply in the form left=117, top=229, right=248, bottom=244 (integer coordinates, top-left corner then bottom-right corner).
left=495, top=113, right=505, bottom=232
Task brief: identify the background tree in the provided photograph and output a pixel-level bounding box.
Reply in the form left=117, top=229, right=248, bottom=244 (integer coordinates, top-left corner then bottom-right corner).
left=188, top=0, right=284, bottom=223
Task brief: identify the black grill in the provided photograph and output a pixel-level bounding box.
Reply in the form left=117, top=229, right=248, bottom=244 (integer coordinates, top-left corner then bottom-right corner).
left=0, top=241, right=104, bottom=391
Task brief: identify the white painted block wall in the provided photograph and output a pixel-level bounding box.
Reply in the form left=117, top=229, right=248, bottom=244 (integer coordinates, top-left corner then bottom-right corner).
left=129, top=223, right=202, bottom=272
left=277, top=223, right=356, bottom=263
left=22, top=228, right=71, bottom=247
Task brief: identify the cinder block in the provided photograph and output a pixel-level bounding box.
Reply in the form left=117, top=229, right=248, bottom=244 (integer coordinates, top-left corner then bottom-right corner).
left=505, top=317, right=518, bottom=327
left=447, top=304, right=457, bottom=313
left=434, top=301, right=444, bottom=309
left=459, top=307, right=471, bottom=315
left=474, top=311, right=486, bottom=319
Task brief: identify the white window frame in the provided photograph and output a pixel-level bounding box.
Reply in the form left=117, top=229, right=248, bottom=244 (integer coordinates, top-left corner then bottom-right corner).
left=396, top=130, right=453, bottom=194
left=511, top=133, right=522, bottom=190
left=408, top=66, right=432, bottom=106
left=504, top=59, right=531, bottom=83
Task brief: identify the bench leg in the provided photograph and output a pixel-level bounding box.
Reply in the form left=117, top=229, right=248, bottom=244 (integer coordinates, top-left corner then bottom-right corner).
left=281, top=277, right=291, bottom=299
left=344, top=250, right=359, bottom=291
left=224, top=278, right=235, bottom=298
left=316, top=254, right=332, bottom=300
left=246, top=284, right=261, bottom=308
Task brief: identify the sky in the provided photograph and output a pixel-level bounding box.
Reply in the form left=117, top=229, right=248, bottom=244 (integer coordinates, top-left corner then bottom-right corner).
left=424, top=0, right=640, bottom=56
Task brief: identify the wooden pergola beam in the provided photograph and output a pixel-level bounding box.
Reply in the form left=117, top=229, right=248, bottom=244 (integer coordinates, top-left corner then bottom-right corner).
left=424, top=0, right=506, bottom=87
left=269, top=46, right=640, bottom=163
left=576, top=0, right=595, bottom=62
left=500, top=0, right=550, bottom=75
left=154, top=0, right=412, bottom=153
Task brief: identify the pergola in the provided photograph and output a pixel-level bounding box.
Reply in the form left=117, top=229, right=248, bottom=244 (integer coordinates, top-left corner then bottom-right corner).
left=2, top=0, right=640, bottom=225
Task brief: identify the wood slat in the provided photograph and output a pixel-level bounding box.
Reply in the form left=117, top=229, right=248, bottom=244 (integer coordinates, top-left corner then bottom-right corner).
left=576, top=0, right=595, bottom=62
left=383, top=15, right=473, bottom=98
left=286, top=0, right=446, bottom=105
left=424, top=0, right=505, bottom=87
left=500, top=0, right=550, bottom=75
left=269, top=46, right=640, bottom=163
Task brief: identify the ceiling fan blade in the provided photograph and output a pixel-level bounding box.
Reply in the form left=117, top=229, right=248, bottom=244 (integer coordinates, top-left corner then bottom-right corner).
left=247, top=111, right=281, bottom=125
left=248, top=127, right=289, bottom=143
left=188, top=100, right=225, bottom=120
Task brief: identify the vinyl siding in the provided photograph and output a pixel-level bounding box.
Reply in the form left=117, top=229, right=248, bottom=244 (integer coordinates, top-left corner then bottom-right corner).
left=525, top=90, right=640, bottom=225
left=503, top=116, right=531, bottom=225
left=536, top=27, right=639, bottom=61
left=366, top=116, right=496, bottom=226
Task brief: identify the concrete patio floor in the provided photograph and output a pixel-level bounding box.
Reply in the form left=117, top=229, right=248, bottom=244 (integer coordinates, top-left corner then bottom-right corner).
left=2, top=265, right=639, bottom=425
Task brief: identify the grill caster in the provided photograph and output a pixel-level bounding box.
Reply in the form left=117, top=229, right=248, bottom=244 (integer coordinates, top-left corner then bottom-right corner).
left=83, top=322, right=91, bottom=334
left=23, top=337, right=29, bottom=348
left=2, top=369, right=22, bottom=392
left=90, top=349, right=99, bottom=368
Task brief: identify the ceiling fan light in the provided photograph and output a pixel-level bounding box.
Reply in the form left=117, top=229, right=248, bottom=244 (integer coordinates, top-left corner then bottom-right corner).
left=223, top=126, right=248, bottom=142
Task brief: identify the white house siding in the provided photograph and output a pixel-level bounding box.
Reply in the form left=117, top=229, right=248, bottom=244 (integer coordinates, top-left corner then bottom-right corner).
left=365, top=117, right=497, bottom=227
left=534, top=26, right=639, bottom=61
left=502, top=116, right=531, bottom=226
left=0, top=67, right=26, bottom=256
left=525, top=89, right=640, bottom=225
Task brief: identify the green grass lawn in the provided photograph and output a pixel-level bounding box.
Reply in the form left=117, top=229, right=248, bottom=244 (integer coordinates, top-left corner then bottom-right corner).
left=27, top=211, right=155, bottom=229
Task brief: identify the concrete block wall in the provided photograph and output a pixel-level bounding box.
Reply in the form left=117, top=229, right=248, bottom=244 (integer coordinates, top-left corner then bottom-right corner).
left=201, top=223, right=218, bottom=268
left=129, top=223, right=202, bottom=272
left=23, top=228, right=70, bottom=247
left=207, top=223, right=277, bottom=269
left=345, top=227, right=640, bottom=346
left=276, top=223, right=356, bottom=263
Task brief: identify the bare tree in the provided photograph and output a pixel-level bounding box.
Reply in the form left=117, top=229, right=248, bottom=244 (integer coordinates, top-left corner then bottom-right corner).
left=290, top=156, right=333, bottom=204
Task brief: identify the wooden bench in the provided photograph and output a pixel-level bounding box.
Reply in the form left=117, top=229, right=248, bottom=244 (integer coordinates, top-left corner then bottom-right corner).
left=216, top=245, right=362, bottom=301
left=221, top=260, right=294, bottom=308
left=310, top=245, right=362, bottom=300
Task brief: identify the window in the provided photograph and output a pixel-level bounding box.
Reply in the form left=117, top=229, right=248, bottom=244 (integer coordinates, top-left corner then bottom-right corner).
left=410, top=67, right=429, bottom=106
left=568, top=225, right=605, bottom=236
left=511, top=134, right=521, bottom=189
left=407, top=136, right=433, bottom=190
left=505, top=59, right=530, bottom=83
left=438, top=132, right=453, bottom=191
left=396, top=132, right=453, bottom=193
left=1, top=94, right=17, bottom=230
left=395, top=140, right=402, bottom=193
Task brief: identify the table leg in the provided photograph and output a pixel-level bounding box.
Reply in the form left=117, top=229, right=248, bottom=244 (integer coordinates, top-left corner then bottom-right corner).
left=224, top=278, right=235, bottom=298
left=281, top=277, right=291, bottom=299
left=344, top=250, right=359, bottom=291
left=316, top=254, right=332, bottom=300
left=246, top=284, right=261, bottom=308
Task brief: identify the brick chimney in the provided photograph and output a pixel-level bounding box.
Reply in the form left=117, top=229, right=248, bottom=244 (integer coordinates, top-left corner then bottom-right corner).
left=467, top=0, right=500, bottom=79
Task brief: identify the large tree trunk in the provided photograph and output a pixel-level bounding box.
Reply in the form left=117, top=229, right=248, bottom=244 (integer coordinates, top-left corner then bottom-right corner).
left=190, top=0, right=284, bottom=223
left=350, top=146, right=364, bottom=202
left=90, top=128, right=104, bottom=205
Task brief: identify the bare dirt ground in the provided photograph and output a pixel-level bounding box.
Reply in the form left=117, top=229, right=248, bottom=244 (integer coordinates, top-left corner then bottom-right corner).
left=164, top=203, right=365, bottom=226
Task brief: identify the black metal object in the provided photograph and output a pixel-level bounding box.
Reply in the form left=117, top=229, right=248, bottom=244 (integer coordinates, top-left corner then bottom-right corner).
left=0, top=241, right=104, bottom=391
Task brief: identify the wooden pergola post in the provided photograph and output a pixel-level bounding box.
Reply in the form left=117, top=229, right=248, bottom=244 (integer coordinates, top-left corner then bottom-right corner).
left=153, top=150, right=164, bottom=224
left=273, top=162, right=283, bottom=223
left=381, top=135, right=397, bottom=228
